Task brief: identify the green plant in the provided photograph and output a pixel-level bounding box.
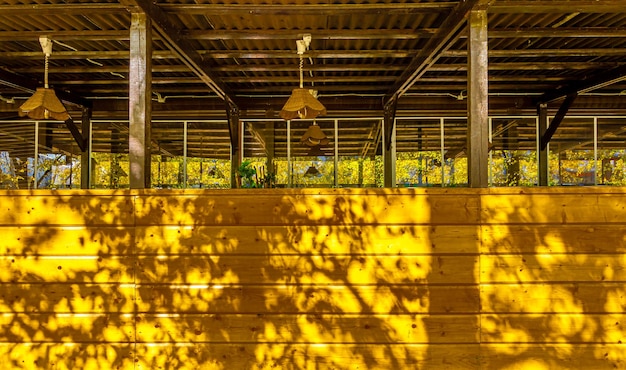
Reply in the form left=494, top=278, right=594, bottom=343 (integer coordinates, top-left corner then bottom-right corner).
left=237, top=160, right=258, bottom=188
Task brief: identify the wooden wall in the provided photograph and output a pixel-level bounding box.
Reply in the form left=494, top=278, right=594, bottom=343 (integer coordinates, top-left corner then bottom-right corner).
left=0, top=188, right=624, bottom=369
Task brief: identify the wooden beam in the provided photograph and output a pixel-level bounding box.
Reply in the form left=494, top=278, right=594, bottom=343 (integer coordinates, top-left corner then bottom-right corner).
left=491, top=0, right=626, bottom=13
left=0, top=68, right=90, bottom=108
left=6, top=48, right=626, bottom=61
left=537, top=64, right=626, bottom=104
left=63, top=119, right=86, bottom=152
left=3, top=26, right=626, bottom=43
left=488, top=27, right=626, bottom=38
left=539, top=94, right=578, bottom=151
left=124, top=0, right=236, bottom=104
left=385, top=0, right=481, bottom=104
left=442, top=48, right=626, bottom=58
left=187, top=29, right=436, bottom=40
left=159, top=3, right=456, bottom=15
left=0, top=4, right=127, bottom=15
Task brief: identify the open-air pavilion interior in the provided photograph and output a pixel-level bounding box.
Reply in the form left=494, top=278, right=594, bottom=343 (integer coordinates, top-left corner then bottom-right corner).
left=1, top=1, right=626, bottom=369
left=1, top=0, right=626, bottom=189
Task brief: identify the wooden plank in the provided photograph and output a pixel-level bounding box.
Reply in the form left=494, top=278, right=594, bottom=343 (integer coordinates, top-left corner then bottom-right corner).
left=135, top=343, right=481, bottom=369
left=0, top=313, right=135, bottom=342
left=0, top=226, right=134, bottom=255
left=481, top=314, right=626, bottom=344
left=0, top=193, right=134, bottom=226
left=480, top=193, right=626, bottom=224
left=135, top=314, right=479, bottom=344
left=0, top=343, right=134, bottom=370
left=133, top=194, right=481, bottom=226
left=0, top=256, right=135, bottom=283
left=481, top=283, right=626, bottom=314
left=481, top=343, right=625, bottom=370
left=136, top=285, right=480, bottom=314
left=136, top=255, right=478, bottom=285
left=0, top=283, right=135, bottom=314
left=480, top=254, right=626, bottom=283
left=481, top=225, right=626, bottom=254
left=136, top=225, right=481, bottom=255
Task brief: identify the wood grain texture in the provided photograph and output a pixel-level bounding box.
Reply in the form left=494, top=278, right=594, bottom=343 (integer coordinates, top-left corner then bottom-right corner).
left=0, top=187, right=624, bottom=369
left=136, top=285, right=480, bottom=314
left=135, top=225, right=481, bottom=255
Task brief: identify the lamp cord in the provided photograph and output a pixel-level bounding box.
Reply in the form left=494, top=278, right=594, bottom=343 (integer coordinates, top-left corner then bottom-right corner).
left=44, top=54, right=49, bottom=89
left=299, top=54, right=304, bottom=89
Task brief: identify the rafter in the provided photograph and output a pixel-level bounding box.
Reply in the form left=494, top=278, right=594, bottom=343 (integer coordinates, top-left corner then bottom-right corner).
left=0, top=68, right=90, bottom=108
left=122, top=0, right=236, bottom=104
left=159, top=3, right=456, bottom=15
left=385, top=0, right=482, bottom=105
left=491, top=0, right=626, bottom=13
left=5, top=48, right=626, bottom=61
left=537, top=64, right=626, bottom=104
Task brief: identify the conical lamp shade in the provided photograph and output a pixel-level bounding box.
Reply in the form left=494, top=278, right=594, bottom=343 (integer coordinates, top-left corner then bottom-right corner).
left=300, top=124, right=329, bottom=146
left=280, top=88, right=326, bottom=120
left=19, top=87, right=71, bottom=121
left=304, top=165, right=321, bottom=178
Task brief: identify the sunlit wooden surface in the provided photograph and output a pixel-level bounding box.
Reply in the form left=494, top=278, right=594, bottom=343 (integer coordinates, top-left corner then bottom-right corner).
left=0, top=188, right=624, bottom=369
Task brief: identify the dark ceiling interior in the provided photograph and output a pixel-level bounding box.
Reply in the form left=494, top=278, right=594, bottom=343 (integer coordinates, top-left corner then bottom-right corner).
left=0, top=0, right=626, bottom=161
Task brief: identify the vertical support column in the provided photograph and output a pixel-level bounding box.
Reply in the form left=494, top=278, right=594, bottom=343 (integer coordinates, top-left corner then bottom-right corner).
left=226, top=100, right=241, bottom=188
left=264, top=117, right=275, bottom=183
left=383, top=101, right=397, bottom=188
left=80, top=107, right=91, bottom=189
left=467, top=9, right=489, bottom=188
left=129, top=12, right=152, bottom=189
left=537, top=103, right=549, bottom=186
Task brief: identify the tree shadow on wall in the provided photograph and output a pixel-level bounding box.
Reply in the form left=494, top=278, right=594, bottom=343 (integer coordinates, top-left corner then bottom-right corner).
left=478, top=189, right=626, bottom=369
left=9, top=189, right=619, bottom=369
left=0, top=190, right=136, bottom=369
left=132, top=189, right=445, bottom=369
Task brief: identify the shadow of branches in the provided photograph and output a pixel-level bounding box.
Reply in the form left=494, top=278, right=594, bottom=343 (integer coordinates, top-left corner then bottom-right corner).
left=3, top=187, right=621, bottom=369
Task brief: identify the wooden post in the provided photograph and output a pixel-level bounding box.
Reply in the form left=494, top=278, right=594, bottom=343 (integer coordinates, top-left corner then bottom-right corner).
left=226, top=100, right=241, bottom=188
left=80, top=107, right=91, bottom=189
left=128, top=12, right=152, bottom=189
left=538, top=103, right=549, bottom=186
left=383, top=101, right=397, bottom=188
left=467, top=9, right=489, bottom=188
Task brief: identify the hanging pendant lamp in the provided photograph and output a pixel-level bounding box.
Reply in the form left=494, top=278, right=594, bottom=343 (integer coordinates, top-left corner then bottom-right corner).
left=280, top=35, right=326, bottom=120
left=19, top=36, right=71, bottom=121
left=300, top=122, right=329, bottom=147
left=304, top=163, right=322, bottom=178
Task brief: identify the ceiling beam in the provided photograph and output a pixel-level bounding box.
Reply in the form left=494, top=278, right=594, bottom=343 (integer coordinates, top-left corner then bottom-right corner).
left=540, top=93, right=578, bottom=150
left=385, top=0, right=482, bottom=105
left=159, top=3, right=456, bottom=15
left=123, top=0, right=237, bottom=104
left=0, top=68, right=90, bottom=108
left=2, top=26, right=625, bottom=43
left=5, top=48, right=626, bottom=60
left=488, top=27, right=626, bottom=38
left=536, top=64, right=626, bottom=104
left=442, top=48, right=626, bottom=57
left=491, top=0, right=626, bottom=13
left=14, top=64, right=407, bottom=74
left=0, top=4, right=128, bottom=15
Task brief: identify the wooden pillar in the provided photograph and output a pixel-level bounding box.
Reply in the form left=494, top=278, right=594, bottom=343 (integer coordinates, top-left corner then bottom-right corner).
left=128, top=12, right=152, bottom=189
left=383, top=102, right=397, bottom=188
left=537, top=103, right=549, bottom=186
left=80, top=107, right=91, bottom=189
left=467, top=9, right=489, bottom=188
left=226, top=100, right=241, bottom=188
